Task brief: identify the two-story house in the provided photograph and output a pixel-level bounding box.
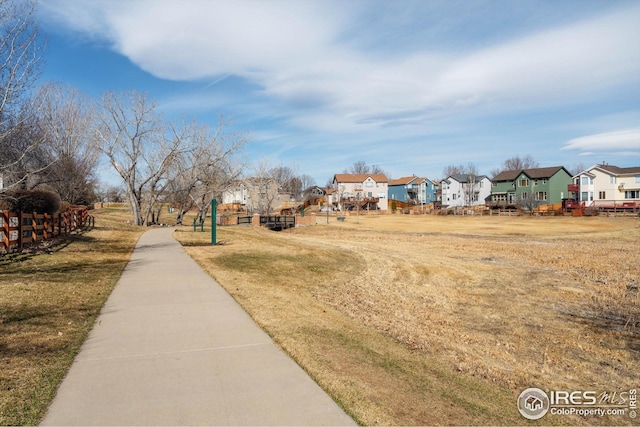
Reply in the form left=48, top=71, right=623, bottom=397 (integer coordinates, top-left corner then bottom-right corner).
left=222, top=177, right=284, bottom=214
left=490, top=166, right=572, bottom=207
left=440, top=174, right=491, bottom=208
left=303, top=186, right=326, bottom=202
left=572, top=164, right=640, bottom=206
left=332, top=174, right=388, bottom=211
left=388, top=176, right=436, bottom=206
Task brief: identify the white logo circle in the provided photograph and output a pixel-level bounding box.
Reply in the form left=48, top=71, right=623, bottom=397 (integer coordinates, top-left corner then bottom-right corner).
left=518, top=388, right=550, bottom=420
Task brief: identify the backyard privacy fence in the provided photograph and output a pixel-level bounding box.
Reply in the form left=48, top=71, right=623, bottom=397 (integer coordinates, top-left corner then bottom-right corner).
left=0, top=206, right=92, bottom=252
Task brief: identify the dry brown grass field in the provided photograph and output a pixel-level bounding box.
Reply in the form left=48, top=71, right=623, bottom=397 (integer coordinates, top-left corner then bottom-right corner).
left=0, top=207, right=143, bottom=425
left=177, top=214, right=639, bottom=426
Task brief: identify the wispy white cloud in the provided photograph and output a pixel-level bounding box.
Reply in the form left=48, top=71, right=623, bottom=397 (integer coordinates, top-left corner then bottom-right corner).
left=39, top=0, right=640, bottom=180
left=562, top=129, right=640, bottom=151
left=41, top=0, right=640, bottom=134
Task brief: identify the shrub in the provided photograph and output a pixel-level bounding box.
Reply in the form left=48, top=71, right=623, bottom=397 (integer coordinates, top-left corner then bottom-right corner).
left=4, top=189, right=62, bottom=214
left=0, top=195, right=12, bottom=211
left=59, top=201, right=71, bottom=213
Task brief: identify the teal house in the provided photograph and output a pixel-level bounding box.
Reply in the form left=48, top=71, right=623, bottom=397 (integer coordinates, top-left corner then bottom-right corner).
left=489, top=166, right=573, bottom=207
left=388, top=176, right=436, bottom=205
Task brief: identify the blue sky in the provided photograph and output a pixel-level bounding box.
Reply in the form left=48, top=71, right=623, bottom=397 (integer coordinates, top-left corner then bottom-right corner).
left=37, top=0, right=640, bottom=185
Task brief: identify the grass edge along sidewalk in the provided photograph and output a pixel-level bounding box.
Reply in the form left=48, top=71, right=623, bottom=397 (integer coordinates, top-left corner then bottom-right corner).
left=0, top=207, right=143, bottom=426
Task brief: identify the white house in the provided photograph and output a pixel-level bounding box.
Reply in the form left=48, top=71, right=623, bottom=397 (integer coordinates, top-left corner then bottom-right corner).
left=440, top=174, right=491, bottom=208
left=573, top=164, right=640, bottom=206
left=222, top=177, right=284, bottom=214
left=332, top=174, right=388, bottom=211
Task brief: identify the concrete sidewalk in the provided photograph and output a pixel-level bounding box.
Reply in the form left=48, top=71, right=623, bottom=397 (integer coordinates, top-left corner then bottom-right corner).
left=41, top=228, right=355, bottom=426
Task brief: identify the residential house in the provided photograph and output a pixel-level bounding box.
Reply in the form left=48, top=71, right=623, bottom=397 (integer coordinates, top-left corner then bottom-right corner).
left=303, top=186, right=326, bottom=202
left=332, top=173, right=389, bottom=211
left=572, top=164, right=640, bottom=206
left=489, top=166, right=572, bottom=207
left=222, top=177, right=286, bottom=214
left=302, top=186, right=334, bottom=210
left=440, top=174, right=491, bottom=208
left=324, top=188, right=337, bottom=208
left=388, top=176, right=436, bottom=206
left=222, top=181, right=247, bottom=206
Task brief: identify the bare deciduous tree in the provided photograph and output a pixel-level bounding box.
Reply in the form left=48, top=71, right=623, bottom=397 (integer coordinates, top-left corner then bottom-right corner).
left=491, top=155, right=539, bottom=177
left=298, top=174, right=316, bottom=192
left=169, top=118, right=247, bottom=224
left=0, top=0, right=45, bottom=193
left=95, top=90, right=198, bottom=225
left=33, top=83, right=99, bottom=204
left=569, top=162, right=585, bottom=176
left=348, top=160, right=369, bottom=174
left=345, top=161, right=387, bottom=177
left=503, top=154, right=538, bottom=171
left=95, top=182, right=125, bottom=203
left=248, top=159, right=281, bottom=215
left=0, top=110, right=48, bottom=190
left=442, top=162, right=479, bottom=179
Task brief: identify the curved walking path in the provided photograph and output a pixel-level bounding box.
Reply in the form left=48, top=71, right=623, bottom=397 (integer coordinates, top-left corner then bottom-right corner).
left=41, top=228, right=355, bottom=426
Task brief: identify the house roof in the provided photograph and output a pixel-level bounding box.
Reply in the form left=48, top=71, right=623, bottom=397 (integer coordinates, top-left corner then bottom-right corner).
left=445, top=174, right=488, bottom=183
left=333, top=173, right=388, bottom=183
left=594, top=164, right=640, bottom=175
left=491, top=170, right=521, bottom=181
left=388, top=176, right=420, bottom=186
left=303, top=186, right=325, bottom=194
left=492, top=166, right=568, bottom=181
left=526, top=166, right=569, bottom=179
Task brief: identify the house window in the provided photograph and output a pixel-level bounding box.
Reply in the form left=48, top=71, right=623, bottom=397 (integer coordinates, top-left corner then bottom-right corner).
left=452, top=194, right=457, bottom=200
left=518, top=178, right=529, bottom=187
left=624, top=190, right=640, bottom=199
left=365, top=181, right=373, bottom=187
left=492, top=182, right=497, bottom=187
left=610, top=176, right=617, bottom=184
left=535, top=192, right=547, bottom=201
left=581, top=176, right=589, bottom=186
left=635, top=175, right=640, bottom=183
left=479, top=181, right=483, bottom=188
left=599, top=191, right=606, bottom=199
left=581, top=192, right=588, bottom=201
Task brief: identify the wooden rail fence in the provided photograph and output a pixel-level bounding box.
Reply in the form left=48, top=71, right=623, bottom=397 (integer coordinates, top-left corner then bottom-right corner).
left=0, top=206, right=93, bottom=252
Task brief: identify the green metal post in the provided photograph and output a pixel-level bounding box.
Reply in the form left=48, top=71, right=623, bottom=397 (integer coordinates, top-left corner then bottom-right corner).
left=211, top=199, right=217, bottom=245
